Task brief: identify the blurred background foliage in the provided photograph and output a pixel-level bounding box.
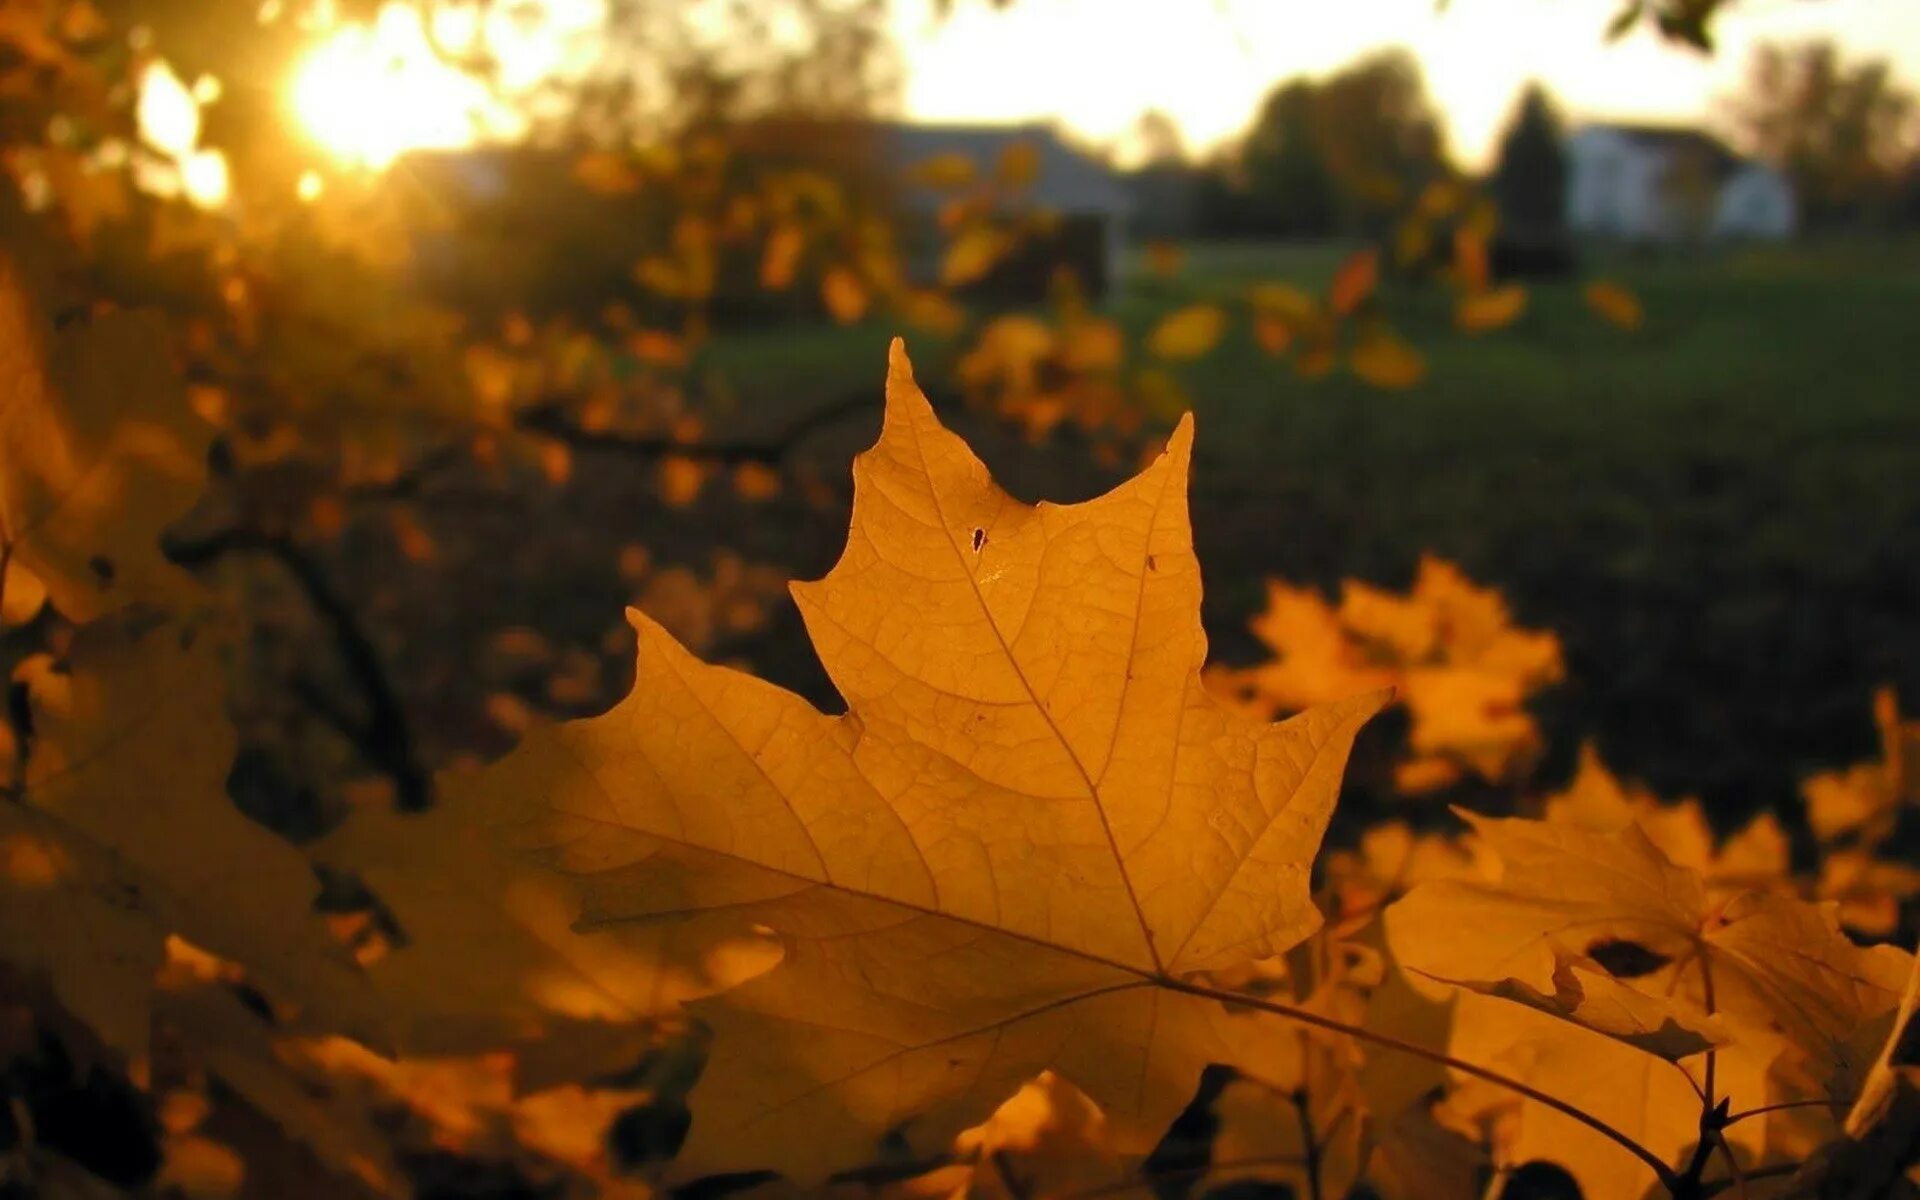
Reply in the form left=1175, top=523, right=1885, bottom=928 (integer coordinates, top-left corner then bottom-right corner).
left=4, top=0, right=1918, bottom=835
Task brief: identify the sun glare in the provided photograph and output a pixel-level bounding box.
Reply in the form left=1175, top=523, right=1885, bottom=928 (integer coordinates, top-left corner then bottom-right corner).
left=286, top=0, right=604, bottom=170
left=288, top=7, right=487, bottom=169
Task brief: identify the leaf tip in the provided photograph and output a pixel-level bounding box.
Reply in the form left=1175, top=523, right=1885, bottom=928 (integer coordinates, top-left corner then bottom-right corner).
left=1164, top=411, right=1196, bottom=463
left=624, top=605, right=657, bottom=637
left=884, top=335, right=936, bottom=427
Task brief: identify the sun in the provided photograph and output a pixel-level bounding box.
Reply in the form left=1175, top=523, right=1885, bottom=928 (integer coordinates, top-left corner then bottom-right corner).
left=286, top=0, right=605, bottom=170
left=288, top=6, right=491, bottom=169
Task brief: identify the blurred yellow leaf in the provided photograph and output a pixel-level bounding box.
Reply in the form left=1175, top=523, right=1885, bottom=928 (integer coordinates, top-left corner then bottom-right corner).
left=1295, top=342, right=1337, bottom=379
left=1418, top=179, right=1465, bottom=219
left=1394, top=756, right=1465, bottom=795
left=1394, top=218, right=1431, bottom=269
left=958, top=315, right=1055, bottom=393
left=158, top=1133, right=245, bottom=1199
left=996, top=139, right=1041, bottom=188
left=907, top=152, right=976, bottom=190
left=1348, top=329, right=1425, bottom=389
left=658, top=455, right=709, bottom=507
left=1252, top=314, right=1292, bottom=357
left=388, top=508, right=436, bottom=563
left=1143, top=240, right=1182, bottom=279
left=1058, top=317, right=1125, bottom=373
left=1329, top=248, right=1379, bottom=318
left=633, top=257, right=683, bottom=297
left=731, top=462, right=781, bottom=502
left=628, top=328, right=687, bottom=368
left=571, top=151, right=639, bottom=196
left=759, top=223, right=804, bottom=291
left=1146, top=304, right=1225, bottom=361
left=897, top=287, right=966, bottom=336
left=1455, top=284, right=1528, bottom=333
left=1453, top=227, right=1490, bottom=293
left=1135, top=366, right=1193, bottom=423
left=1247, top=282, right=1319, bottom=325
left=941, top=224, right=1007, bottom=287
left=949, top=1072, right=1123, bottom=1199
left=2, top=559, right=47, bottom=626
left=820, top=266, right=868, bottom=324
left=1585, top=279, right=1644, bottom=331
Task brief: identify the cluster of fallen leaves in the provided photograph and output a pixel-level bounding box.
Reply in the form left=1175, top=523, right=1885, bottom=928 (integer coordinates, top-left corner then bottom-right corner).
left=4, top=286, right=1917, bottom=1200
left=1209, top=554, right=1566, bottom=795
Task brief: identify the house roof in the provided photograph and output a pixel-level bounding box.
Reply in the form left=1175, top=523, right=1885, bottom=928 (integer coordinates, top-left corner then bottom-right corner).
left=1576, top=122, right=1744, bottom=178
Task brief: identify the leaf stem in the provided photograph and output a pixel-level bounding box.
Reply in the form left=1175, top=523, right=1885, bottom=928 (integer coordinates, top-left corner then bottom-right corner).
left=1698, top=944, right=1720, bottom=1109
left=1721, top=1097, right=1843, bottom=1127
left=1163, top=976, right=1682, bottom=1193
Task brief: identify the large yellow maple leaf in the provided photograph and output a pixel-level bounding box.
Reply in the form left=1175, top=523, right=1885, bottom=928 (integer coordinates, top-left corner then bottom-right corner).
left=445, top=341, right=1387, bottom=1175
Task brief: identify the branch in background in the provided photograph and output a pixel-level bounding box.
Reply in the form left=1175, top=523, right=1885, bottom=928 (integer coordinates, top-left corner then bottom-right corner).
left=343, top=441, right=470, bottom=503
left=166, top=527, right=431, bottom=812
left=513, top=388, right=880, bottom=466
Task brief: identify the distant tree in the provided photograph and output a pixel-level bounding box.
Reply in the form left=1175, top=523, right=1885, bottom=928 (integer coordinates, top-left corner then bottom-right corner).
left=1489, top=83, right=1569, bottom=239
left=1129, top=109, right=1189, bottom=167
left=1729, top=40, right=1919, bottom=228
left=1310, top=49, right=1453, bottom=230
left=1237, top=80, right=1339, bottom=236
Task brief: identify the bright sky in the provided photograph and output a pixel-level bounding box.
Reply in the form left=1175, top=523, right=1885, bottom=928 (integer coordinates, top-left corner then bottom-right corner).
left=894, top=0, right=1920, bottom=167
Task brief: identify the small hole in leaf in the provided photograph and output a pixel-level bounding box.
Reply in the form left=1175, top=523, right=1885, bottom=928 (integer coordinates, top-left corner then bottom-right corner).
left=1586, top=938, right=1671, bottom=979
left=971, top=528, right=985, bottom=552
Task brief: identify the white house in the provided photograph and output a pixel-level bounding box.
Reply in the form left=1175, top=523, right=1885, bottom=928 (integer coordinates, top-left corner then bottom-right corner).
left=1566, top=124, right=1797, bottom=242
left=1712, top=163, right=1797, bottom=239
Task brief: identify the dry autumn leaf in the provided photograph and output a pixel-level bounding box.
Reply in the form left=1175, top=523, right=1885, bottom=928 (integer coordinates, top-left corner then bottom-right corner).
left=908, top=152, right=977, bottom=191
left=1545, top=744, right=1790, bottom=898
left=1451, top=228, right=1490, bottom=293
left=1347, top=329, right=1426, bottom=389
left=3, top=611, right=386, bottom=1063
left=1387, top=812, right=1911, bottom=1088
left=941, top=224, right=1008, bottom=287
left=1585, top=279, right=1645, bottom=331
left=1212, top=557, right=1560, bottom=793
left=440, top=341, right=1387, bottom=1176
left=1804, top=687, right=1917, bottom=846
left=1328, top=248, right=1380, bottom=318
left=938, top=1071, right=1124, bottom=1199
left=0, top=249, right=213, bottom=623
left=1443, top=994, right=1765, bottom=1200
left=1145, top=304, right=1225, bottom=361
left=821, top=266, right=869, bottom=324
left=759, top=223, right=805, bottom=291
left=1454, top=284, right=1528, bottom=333
left=995, top=140, right=1041, bottom=189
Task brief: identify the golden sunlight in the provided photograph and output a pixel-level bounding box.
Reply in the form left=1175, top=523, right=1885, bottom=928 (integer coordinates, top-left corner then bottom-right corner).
left=286, top=0, right=602, bottom=170
left=288, top=6, right=486, bottom=169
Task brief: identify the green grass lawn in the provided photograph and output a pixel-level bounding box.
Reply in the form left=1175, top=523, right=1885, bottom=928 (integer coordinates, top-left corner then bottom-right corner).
left=1169, top=238, right=1920, bottom=822
left=691, top=236, right=1920, bottom=824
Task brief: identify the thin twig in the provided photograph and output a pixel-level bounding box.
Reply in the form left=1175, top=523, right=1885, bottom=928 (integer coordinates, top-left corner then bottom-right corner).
left=166, top=527, right=430, bottom=810
left=513, top=388, right=879, bottom=466
left=1723, top=1097, right=1847, bottom=1127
